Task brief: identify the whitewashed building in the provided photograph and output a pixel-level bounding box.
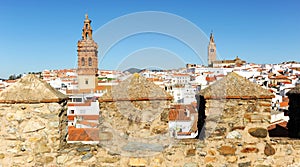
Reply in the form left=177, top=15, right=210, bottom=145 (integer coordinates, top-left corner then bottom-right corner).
left=168, top=104, right=198, bottom=139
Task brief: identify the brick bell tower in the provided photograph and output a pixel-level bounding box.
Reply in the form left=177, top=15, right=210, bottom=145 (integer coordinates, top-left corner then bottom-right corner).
left=208, top=32, right=216, bottom=67
left=77, top=14, right=98, bottom=91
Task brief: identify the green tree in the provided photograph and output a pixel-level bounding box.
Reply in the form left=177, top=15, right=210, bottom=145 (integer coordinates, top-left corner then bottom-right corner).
left=8, top=74, right=16, bottom=80
left=8, top=74, right=22, bottom=80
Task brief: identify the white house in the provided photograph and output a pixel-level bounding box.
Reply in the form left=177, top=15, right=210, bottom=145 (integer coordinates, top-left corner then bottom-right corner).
left=67, top=94, right=100, bottom=144
left=168, top=104, right=198, bottom=139
left=165, top=84, right=197, bottom=104
left=67, top=95, right=99, bottom=127
left=171, top=74, right=190, bottom=85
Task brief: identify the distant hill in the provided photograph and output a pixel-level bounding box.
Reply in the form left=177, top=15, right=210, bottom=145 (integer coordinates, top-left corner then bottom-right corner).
left=124, top=68, right=142, bottom=74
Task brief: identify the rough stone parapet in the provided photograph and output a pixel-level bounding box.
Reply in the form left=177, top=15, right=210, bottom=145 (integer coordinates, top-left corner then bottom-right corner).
left=0, top=102, right=67, bottom=166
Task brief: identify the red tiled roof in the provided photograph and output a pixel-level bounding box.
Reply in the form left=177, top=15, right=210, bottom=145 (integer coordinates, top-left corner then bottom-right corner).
left=280, top=101, right=289, bottom=107
left=173, top=74, right=190, bottom=77
left=146, top=78, right=162, bottom=82
left=177, top=132, right=192, bottom=135
left=216, top=74, right=225, bottom=77
left=68, top=115, right=99, bottom=121
left=206, top=76, right=216, bottom=82
left=5, top=80, right=17, bottom=83
left=95, top=85, right=112, bottom=91
left=186, top=105, right=197, bottom=114
left=68, top=76, right=77, bottom=79
left=77, top=120, right=99, bottom=128
left=282, top=97, right=289, bottom=102
left=68, top=102, right=92, bottom=106
left=67, top=126, right=99, bottom=141
left=268, top=121, right=288, bottom=137
left=170, top=104, right=197, bottom=113
left=278, top=121, right=288, bottom=127
left=270, top=75, right=290, bottom=80
left=169, top=109, right=178, bottom=121
left=169, top=109, right=192, bottom=121
left=268, top=121, right=288, bottom=132
left=68, top=115, right=75, bottom=120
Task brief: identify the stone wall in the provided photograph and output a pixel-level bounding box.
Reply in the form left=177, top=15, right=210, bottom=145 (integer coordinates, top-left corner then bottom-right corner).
left=100, top=100, right=170, bottom=136
left=188, top=97, right=300, bottom=166
left=0, top=104, right=297, bottom=165
left=1, top=99, right=300, bottom=166
left=203, top=98, right=272, bottom=139
left=0, top=102, right=67, bottom=166
left=98, top=100, right=172, bottom=156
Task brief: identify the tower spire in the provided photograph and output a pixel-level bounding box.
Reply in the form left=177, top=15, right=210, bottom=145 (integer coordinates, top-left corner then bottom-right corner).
left=82, top=13, right=93, bottom=40
left=77, top=14, right=98, bottom=91
left=210, top=31, right=214, bottom=43
left=208, top=31, right=217, bottom=67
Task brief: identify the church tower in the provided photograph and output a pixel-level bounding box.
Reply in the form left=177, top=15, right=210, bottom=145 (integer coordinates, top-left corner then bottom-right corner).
left=77, top=14, right=98, bottom=91
left=208, top=32, right=217, bottom=67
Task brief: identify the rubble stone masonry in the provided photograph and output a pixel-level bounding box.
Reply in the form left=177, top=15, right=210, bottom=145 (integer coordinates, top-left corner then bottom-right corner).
left=1, top=102, right=300, bottom=166
left=0, top=102, right=67, bottom=166
left=1, top=74, right=300, bottom=166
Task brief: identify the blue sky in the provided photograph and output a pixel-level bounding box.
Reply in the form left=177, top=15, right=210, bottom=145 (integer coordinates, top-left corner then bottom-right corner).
left=0, top=0, right=299, bottom=78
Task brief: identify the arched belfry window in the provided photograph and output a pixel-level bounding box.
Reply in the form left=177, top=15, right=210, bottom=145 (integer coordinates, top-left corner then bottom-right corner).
left=86, top=32, right=89, bottom=40
left=81, top=57, right=85, bottom=66
left=88, top=57, right=92, bottom=66
left=85, top=24, right=88, bottom=30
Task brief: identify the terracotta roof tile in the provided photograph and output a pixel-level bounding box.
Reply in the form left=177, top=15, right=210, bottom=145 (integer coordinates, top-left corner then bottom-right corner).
left=282, top=97, right=289, bottom=102
left=268, top=121, right=288, bottom=130
left=176, top=109, right=190, bottom=121
left=68, top=115, right=75, bottom=120
left=68, top=115, right=99, bottom=121
left=68, top=102, right=92, bottom=106
left=173, top=74, right=190, bottom=77
left=77, top=120, right=99, bottom=128
left=67, top=126, right=99, bottom=141
left=169, top=107, right=197, bottom=121
left=169, top=109, right=178, bottom=121
left=206, top=76, right=216, bottom=82
left=5, top=80, right=17, bottom=83
left=177, top=132, right=192, bottom=135
left=280, top=101, right=289, bottom=107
